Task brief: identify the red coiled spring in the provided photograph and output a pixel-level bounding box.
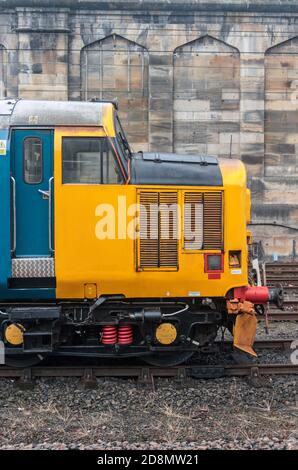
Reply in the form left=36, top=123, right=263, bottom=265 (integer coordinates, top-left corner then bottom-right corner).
left=101, top=325, right=117, bottom=345
left=118, top=325, right=133, bottom=345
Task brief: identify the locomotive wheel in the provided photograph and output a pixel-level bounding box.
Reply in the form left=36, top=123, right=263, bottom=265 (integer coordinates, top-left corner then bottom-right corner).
left=4, top=354, right=44, bottom=368
left=142, top=350, right=194, bottom=367
left=143, top=324, right=218, bottom=367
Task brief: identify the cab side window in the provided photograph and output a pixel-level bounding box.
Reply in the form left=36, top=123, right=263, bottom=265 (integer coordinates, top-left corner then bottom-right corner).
left=62, top=137, right=123, bottom=184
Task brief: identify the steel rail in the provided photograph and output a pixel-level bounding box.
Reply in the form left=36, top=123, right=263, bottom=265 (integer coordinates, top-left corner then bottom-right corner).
left=261, top=262, right=298, bottom=320
left=266, top=313, right=298, bottom=321
left=1, top=336, right=298, bottom=382
left=0, top=363, right=297, bottom=382
left=220, top=338, right=296, bottom=350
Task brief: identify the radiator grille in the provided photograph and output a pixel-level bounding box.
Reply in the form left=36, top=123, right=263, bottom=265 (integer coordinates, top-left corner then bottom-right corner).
left=203, top=192, right=223, bottom=250
left=184, top=192, right=203, bottom=250
left=138, top=191, right=178, bottom=270
left=139, top=192, right=159, bottom=268
left=184, top=191, right=223, bottom=250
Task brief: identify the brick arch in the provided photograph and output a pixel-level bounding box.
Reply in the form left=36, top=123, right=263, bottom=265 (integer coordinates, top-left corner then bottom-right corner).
left=0, top=44, right=7, bottom=99
left=173, top=35, right=240, bottom=157
left=265, top=36, right=298, bottom=176
left=81, top=34, right=149, bottom=151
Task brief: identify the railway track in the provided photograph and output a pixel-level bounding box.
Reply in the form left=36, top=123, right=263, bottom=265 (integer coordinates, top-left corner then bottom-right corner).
left=265, top=261, right=298, bottom=271
left=0, top=363, right=297, bottom=387
left=265, top=311, right=298, bottom=321
left=258, top=261, right=298, bottom=320
left=222, top=338, right=296, bottom=350
left=265, top=263, right=298, bottom=286
left=0, top=339, right=297, bottom=385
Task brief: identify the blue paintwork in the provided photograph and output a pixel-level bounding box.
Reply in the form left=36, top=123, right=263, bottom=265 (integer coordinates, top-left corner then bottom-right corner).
left=12, top=130, right=53, bottom=257
left=0, top=129, right=12, bottom=297
left=0, top=128, right=55, bottom=300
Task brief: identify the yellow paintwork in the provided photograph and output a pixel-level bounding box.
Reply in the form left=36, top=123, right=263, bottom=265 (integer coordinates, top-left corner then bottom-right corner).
left=84, top=283, right=98, bottom=299
left=4, top=323, right=25, bottom=346
left=233, top=312, right=258, bottom=357
left=54, top=110, right=251, bottom=300
left=155, top=323, right=178, bottom=345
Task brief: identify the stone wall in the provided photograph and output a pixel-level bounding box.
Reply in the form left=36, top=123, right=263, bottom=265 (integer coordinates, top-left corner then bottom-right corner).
left=0, top=0, right=298, bottom=259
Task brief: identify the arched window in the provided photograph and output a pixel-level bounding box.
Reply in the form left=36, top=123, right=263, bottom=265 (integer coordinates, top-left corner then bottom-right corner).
left=174, top=35, right=240, bottom=157
left=265, top=37, right=298, bottom=176
left=81, top=34, right=149, bottom=151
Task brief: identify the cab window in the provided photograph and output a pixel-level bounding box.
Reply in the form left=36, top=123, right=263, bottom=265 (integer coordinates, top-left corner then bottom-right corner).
left=62, top=137, right=123, bottom=184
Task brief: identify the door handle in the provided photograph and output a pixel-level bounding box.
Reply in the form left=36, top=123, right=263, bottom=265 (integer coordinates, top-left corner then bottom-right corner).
left=38, top=189, right=50, bottom=199
left=39, top=181, right=53, bottom=253
left=49, top=177, right=54, bottom=253
left=10, top=176, right=16, bottom=254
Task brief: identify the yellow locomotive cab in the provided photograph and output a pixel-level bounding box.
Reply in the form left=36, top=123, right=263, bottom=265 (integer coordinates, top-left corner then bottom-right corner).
left=0, top=99, right=283, bottom=367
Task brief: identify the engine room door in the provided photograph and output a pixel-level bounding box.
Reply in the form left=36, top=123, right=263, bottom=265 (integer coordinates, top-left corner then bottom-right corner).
left=12, top=130, right=53, bottom=258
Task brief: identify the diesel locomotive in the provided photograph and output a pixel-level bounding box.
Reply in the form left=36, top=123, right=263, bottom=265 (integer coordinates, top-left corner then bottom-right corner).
left=0, top=99, right=282, bottom=367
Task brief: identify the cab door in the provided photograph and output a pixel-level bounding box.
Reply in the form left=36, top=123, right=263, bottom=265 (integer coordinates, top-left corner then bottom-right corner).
left=11, top=130, right=53, bottom=258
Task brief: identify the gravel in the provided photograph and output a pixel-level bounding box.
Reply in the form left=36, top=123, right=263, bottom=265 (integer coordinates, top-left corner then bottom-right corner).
left=0, top=375, right=297, bottom=450
left=255, top=321, right=298, bottom=340
left=0, top=321, right=297, bottom=450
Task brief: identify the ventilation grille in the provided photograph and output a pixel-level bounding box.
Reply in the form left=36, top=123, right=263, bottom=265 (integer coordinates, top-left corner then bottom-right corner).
left=203, top=192, right=223, bottom=250
left=138, top=191, right=178, bottom=270
left=139, top=192, right=159, bottom=268
left=184, top=192, right=203, bottom=250
left=184, top=191, right=223, bottom=251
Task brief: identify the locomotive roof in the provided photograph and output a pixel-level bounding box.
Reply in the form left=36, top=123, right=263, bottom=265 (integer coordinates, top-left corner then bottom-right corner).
left=0, top=99, right=115, bottom=128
